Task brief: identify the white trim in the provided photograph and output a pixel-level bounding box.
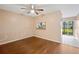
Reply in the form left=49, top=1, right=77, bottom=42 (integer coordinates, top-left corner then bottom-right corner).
left=0, top=36, right=33, bottom=45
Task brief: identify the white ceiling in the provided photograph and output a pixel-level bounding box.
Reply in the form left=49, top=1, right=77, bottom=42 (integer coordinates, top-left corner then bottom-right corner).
left=0, top=4, right=79, bottom=18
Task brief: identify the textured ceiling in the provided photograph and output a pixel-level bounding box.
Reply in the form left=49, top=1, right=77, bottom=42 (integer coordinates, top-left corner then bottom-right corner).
left=0, top=4, right=79, bottom=17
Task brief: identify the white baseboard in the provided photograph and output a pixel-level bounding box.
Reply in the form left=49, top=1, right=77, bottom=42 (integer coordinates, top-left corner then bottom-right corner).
left=0, top=35, right=61, bottom=45
left=0, top=36, right=33, bottom=45
left=34, top=35, right=61, bottom=43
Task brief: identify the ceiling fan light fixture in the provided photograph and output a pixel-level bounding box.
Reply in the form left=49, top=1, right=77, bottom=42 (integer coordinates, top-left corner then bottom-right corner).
left=21, top=4, right=44, bottom=16
left=30, top=10, right=35, bottom=14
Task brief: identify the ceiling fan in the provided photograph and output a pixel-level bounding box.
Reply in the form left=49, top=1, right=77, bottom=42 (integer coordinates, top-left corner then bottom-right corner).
left=21, top=4, right=44, bottom=15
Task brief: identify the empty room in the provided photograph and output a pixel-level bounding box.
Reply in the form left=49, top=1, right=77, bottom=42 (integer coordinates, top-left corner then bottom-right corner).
left=0, top=4, right=79, bottom=54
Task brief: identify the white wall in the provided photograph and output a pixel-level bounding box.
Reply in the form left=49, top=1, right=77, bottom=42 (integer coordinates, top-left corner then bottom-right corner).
left=0, top=9, right=62, bottom=45
left=34, top=11, right=62, bottom=43
left=0, top=9, right=33, bottom=45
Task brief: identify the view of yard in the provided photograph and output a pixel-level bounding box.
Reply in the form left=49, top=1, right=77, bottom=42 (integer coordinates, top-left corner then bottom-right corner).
left=62, top=20, right=73, bottom=35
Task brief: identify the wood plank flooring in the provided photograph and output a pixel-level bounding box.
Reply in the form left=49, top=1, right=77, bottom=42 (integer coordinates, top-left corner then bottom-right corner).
left=0, top=36, right=79, bottom=54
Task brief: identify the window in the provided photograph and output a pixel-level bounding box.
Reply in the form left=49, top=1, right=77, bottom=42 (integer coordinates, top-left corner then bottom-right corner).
left=62, top=20, right=73, bottom=35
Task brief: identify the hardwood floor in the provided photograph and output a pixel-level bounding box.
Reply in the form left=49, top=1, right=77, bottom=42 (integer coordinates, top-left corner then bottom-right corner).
left=0, top=36, right=79, bottom=54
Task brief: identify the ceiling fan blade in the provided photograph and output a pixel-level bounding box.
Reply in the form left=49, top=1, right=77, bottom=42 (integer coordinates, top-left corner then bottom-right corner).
left=21, top=8, right=26, bottom=9
left=35, top=11, right=39, bottom=15
left=27, top=11, right=30, bottom=14
left=36, top=9, right=44, bottom=11
left=21, top=5, right=32, bottom=10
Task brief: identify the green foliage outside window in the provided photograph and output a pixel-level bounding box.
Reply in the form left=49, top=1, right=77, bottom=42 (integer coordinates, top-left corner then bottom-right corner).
left=62, top=20, right=73, bottom=35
